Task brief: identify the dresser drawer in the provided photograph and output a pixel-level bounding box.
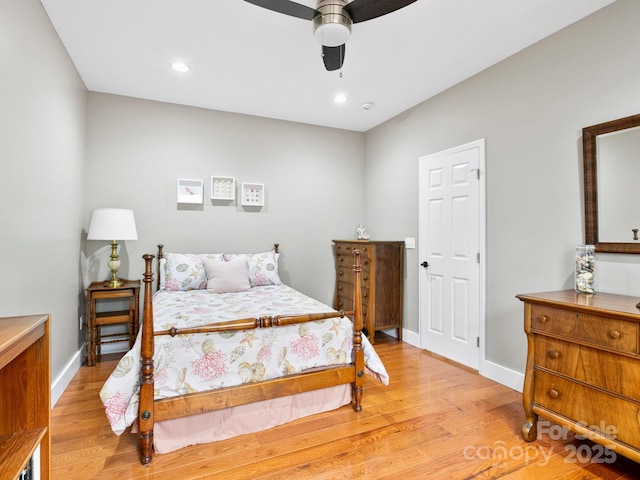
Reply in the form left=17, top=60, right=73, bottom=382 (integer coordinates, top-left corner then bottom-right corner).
left=336, top=266, right=371, bottom=286
left=535, top=336, right=640, bottom=399
left=534, top=370, right=640, bottom=449
left=335, top=254, right=370, bottom=274
left=531, top=305, right=637, bottom=354
left=335, top=294, right=368, bottom=319
left=334, top=242, right=370, bottom=257
left=336, top=282, right=369, bottom=307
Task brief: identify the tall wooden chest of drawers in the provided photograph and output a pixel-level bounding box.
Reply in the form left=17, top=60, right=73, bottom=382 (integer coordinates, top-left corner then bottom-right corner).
left=332, top=240, right=404, bottom=344
left=518, top=290, right=640, bottom=463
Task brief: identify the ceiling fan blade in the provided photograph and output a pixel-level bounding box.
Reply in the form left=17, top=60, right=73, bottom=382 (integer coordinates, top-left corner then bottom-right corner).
left=345, top=0, right=418, bottom=23
left=322, top=44, right=345, bottom=71
left=243, top=0, right=316, bottom=20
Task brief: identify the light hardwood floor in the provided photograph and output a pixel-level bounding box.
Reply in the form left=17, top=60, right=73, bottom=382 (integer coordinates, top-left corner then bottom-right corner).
left=51, top=335, right=640, bottom=479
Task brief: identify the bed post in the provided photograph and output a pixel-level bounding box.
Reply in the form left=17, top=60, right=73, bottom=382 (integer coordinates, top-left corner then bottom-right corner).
left=139, top=254, right=155, bottom=465
left=156, top=244, right=164, bottom=291
left=351, top=249, right=365, bottom=412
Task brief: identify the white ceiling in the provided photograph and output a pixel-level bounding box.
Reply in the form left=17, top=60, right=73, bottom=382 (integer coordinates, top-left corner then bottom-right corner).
left=40, top=0, right=616, bottom=132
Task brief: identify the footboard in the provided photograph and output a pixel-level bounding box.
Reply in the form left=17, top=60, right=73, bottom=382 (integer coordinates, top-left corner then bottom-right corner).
left=137, top=246, right=365, bottom=465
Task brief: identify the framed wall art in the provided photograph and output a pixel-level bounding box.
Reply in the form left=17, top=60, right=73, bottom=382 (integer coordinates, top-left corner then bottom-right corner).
left=177, top=178, right=203, bottom=204
left=211, top=176, right=235, bottom=201
left=241, top=183, right=264, bottom=206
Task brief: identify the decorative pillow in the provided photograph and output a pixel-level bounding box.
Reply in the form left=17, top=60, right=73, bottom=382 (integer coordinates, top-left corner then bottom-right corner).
left=164, top=253, right=224, bottom=291
left=223, top=250, right=282, bottom=287
left=204, top=258, right=251, bottom=293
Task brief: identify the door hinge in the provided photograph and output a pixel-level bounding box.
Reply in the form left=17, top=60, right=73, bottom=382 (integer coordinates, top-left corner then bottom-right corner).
left=471, top=168, right=480, bottom=180
left=476, top=252, right=480, bottom=263
left=477, top=337, right=480, bottom=348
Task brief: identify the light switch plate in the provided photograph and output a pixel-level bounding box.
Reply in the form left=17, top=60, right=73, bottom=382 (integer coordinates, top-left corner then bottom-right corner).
left=405, top=237, right=416, bottom=249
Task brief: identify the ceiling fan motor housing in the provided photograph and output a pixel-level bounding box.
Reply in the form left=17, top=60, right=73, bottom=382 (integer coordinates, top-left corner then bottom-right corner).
left=313, top=0, right=352, bottom=47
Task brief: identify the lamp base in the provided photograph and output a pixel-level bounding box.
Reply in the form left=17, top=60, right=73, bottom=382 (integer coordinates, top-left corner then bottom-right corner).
left=104, top=278, right=125, bottom=288
left=105, top=240, right=124, bottom=288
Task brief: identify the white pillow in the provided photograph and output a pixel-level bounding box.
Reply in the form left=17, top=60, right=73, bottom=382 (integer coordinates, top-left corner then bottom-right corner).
left=164, top=253, right=224, bottom=291
left=204, top=258, right=251, bottom=293
left=223, top=251, right=282, bottom=287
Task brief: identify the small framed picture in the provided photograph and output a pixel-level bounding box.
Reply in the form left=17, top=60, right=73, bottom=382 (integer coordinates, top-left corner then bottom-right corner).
left=241, top=182, right=264, bottom=206
left=211, top=176, right=236, bottom=201
left=177, top=178, right=203, bottom=204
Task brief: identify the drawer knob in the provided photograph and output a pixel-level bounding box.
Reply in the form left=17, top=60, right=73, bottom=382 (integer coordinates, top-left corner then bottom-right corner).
left=547, top=350, right=561, bottom=359
left=339, top=271, right=343, bottom=276
left=538, top=315, right=548, bottom=323
left=339, top=286, right=343, bottom=291
left=609, top=330, right=621, bottom=339
left=547, top=389, right=560, bottom=399
left=363, top=276, right=368, bottom=281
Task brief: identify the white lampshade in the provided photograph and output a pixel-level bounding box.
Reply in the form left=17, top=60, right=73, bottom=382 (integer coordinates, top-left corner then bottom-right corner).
left=87, top=208, right=138, bottom=241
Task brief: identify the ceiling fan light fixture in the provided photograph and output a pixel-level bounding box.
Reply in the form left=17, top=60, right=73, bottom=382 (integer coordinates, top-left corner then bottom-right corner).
left=313, top=2, right=352, bottom=47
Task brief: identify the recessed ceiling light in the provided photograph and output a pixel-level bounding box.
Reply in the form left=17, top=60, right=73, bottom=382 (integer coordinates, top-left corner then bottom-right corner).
left=333, top=93, right=348, bottom=104
left=171, top=62, right=190, bottom=73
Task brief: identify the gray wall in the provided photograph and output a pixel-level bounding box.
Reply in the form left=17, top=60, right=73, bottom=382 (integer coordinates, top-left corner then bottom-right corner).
left=0, top=0, right=87, bottom=381
left=85, top=93, right=365, bottom=305
left=364, top=0, right=640, bottom=371
left=3, top=0, right=639, bottom=393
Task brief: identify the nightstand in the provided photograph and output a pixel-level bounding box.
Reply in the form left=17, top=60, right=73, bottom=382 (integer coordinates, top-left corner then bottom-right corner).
left=86, top=279, right=140, bottom=366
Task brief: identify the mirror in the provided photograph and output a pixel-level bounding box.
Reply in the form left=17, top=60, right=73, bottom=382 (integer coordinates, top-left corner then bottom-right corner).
left=584, top=113, right=640, bottom=253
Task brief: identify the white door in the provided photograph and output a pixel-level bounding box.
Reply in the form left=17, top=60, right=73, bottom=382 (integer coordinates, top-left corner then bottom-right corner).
left=419, top=140, right=484, bottom=370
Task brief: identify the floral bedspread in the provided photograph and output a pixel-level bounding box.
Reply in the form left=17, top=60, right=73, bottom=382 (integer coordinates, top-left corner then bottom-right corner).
left=100, top=285, right=389, bottom=435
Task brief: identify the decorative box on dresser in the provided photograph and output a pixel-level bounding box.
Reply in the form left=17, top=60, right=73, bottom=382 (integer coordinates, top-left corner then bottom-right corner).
left=518, top=290, right=640, bottom=463
left=0, top=314, right=50, bottom=480
left=332, top=240, right=404, bottom=344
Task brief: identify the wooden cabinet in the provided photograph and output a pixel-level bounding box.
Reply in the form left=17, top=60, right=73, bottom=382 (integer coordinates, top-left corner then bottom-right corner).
left=332, top=240, right=404, bottom=344
left=0, top=314, right=50, bottom=480
left=518, top=290, right=640, bottom=463
left=86, top=280, right=140, bottom=366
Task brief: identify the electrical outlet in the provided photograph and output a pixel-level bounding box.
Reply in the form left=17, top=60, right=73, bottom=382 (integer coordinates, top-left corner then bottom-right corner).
left=405, top=237, right=416, bottom=249
left=79, top=315, right=84, bottom=331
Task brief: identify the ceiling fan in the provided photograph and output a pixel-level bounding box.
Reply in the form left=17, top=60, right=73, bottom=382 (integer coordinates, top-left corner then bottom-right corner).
left=244, top=0, right=418, bottom=71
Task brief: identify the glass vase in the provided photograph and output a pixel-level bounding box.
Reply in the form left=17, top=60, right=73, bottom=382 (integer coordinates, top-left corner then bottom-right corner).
left=575, top=245, right=596, bottom=294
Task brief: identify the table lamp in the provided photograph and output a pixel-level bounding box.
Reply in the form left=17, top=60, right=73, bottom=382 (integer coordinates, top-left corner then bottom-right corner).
left=87, top=208, right=138, bottom=288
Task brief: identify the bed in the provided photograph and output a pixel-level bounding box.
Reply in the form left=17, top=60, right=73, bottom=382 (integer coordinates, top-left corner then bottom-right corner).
left=99, top=244, right=389, bottom=465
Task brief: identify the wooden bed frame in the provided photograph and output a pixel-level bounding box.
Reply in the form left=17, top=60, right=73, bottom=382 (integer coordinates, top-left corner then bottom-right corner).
left=137, top=244, right=366, bottom=465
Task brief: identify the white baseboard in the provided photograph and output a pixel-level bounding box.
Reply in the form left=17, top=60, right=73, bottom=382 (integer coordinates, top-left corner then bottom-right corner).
left=51, top=344, right=85, bottom=407
left=479, top=358, right=524, bottom=393
left=402, top=328, right=420, bottom=347
left=400, top=328, right=523, bottom=392
left=50, top=341, right=129, bottom=407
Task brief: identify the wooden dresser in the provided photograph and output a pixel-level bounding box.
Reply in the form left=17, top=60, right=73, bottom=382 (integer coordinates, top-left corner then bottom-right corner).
left=518, top=290, right=640, bottom=462
left=0, top=314, right=50, bottom=480
left=332, top=240, right=404, bottom=344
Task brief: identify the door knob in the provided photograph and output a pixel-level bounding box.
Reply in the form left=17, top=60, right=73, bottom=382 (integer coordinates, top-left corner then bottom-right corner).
left=421, top=261, right=429, bottom=268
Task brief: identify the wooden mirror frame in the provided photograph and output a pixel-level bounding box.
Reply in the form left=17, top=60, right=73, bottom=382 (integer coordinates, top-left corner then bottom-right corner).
left=583, top=113, right=640, bottom=253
